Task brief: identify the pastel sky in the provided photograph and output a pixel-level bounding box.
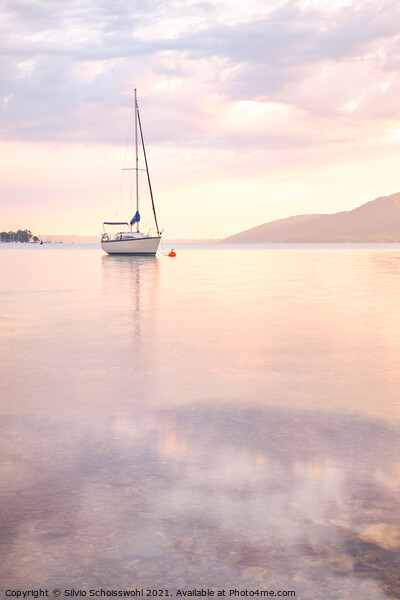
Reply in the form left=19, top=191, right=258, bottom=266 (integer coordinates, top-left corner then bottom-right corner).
left=2, top=0, right=400, bottom=238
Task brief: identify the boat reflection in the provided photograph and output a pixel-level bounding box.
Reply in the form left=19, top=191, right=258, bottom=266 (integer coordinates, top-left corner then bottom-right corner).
left=99, top=255, right=160, bottom=405
left=101, top=254, right=159, bottom=341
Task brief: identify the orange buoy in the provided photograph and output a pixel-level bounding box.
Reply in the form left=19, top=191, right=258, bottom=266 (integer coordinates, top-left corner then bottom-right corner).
left=168, top=249, right=176, bottom=257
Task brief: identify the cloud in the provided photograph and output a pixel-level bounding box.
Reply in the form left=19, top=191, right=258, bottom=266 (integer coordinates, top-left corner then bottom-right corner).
left=1, top=0, right=400, bottom=156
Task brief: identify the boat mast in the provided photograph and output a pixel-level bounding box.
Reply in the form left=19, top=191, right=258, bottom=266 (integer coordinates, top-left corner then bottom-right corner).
left=134, top=88, right=139, bottom=233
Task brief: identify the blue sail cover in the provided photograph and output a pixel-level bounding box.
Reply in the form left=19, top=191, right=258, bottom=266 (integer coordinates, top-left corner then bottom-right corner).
left=130, top=211, right=141, bottom=225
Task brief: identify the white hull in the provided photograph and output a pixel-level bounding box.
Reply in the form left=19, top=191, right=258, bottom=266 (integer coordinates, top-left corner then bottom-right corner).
left=101, top=236, right=161, bottom=255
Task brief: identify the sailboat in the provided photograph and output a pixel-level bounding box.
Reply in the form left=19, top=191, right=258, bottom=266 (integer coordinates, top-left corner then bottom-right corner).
left=101, top=89, right=162, bottom=255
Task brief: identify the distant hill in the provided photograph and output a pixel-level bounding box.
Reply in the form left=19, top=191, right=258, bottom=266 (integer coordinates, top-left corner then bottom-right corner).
left=37, top=236, right=218, bottom=244
left=38, top=234, right=98, bottom=243
left=223, top=193, right=400, bottom=243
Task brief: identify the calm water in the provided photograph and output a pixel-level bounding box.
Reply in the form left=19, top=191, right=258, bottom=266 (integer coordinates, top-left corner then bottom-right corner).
left=1, top=243, right=400, bottom=599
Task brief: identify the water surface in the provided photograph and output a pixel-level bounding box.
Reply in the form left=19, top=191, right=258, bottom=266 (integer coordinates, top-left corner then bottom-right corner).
left=1, top=243, right=400, bottom=598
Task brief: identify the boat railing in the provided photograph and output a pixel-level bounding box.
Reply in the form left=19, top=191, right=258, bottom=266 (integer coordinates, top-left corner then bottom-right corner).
left=102, top=222, right=130, bottom=234
left=147, top=227, right=160, bottom=237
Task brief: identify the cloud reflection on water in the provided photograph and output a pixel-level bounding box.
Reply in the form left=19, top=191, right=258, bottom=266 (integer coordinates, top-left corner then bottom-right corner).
left=1, top=404, right=400, bottom=598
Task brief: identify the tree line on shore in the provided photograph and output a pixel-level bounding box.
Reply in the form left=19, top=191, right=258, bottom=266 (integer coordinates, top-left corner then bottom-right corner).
left=0, top=229, right=40, bottom=243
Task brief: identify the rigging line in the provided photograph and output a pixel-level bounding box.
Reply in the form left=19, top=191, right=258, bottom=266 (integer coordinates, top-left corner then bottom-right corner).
left=117, top=171, right=123, bottom=217
left=122, top=98, right=135, bottom=169
left=136, top=104, right=160, bottom=236
left=160, top=239, right=168, bottom=256
left=116, top=98, right=135, bottom=217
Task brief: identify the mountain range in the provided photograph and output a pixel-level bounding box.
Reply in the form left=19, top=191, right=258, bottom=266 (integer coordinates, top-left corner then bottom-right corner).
left=223, top=193, right=400, bottom=243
